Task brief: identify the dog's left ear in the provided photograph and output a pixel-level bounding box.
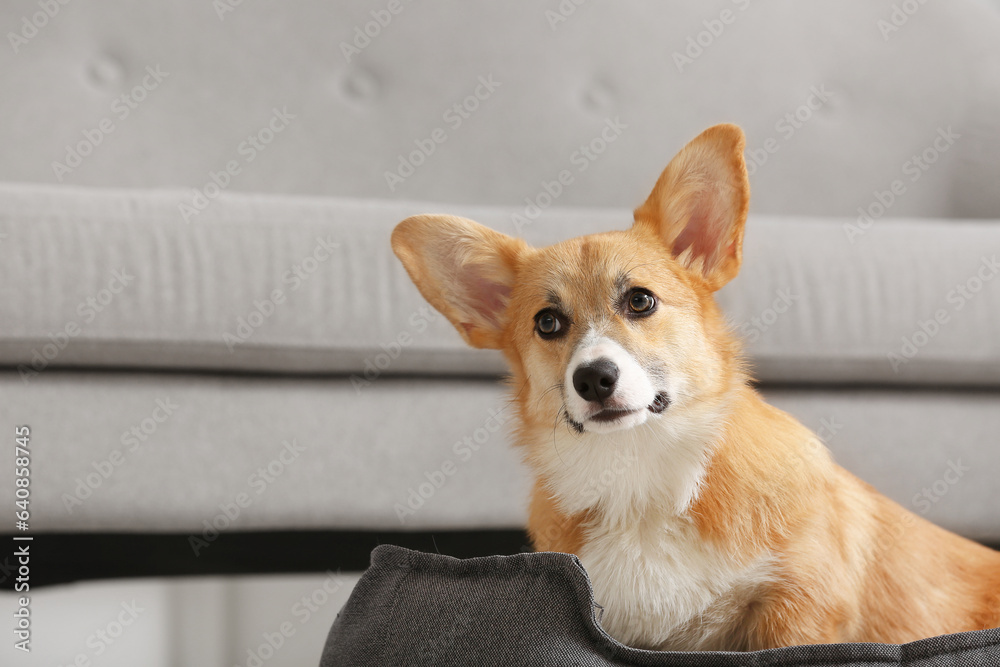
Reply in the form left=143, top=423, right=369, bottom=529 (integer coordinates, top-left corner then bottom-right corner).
left=633, top=124, right=750, bottom=291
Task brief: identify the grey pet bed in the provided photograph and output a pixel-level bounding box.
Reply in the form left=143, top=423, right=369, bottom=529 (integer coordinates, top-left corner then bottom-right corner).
left=321, top=545, right=1000, bottom=666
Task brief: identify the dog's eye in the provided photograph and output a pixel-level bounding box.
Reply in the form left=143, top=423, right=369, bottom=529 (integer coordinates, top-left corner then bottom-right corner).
left=628, top=290, right=656, bottom=314
left=535, top=311, right=565, bottom=339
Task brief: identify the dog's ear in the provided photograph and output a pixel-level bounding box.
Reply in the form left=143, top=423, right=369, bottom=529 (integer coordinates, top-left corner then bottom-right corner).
left=391, top=215, right=527, bottom=349
left=633, top=124, right=750, bottom=291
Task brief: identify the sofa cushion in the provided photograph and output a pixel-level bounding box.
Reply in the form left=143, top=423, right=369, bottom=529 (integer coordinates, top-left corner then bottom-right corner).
left=1, top=184, right=998, bottom=386
left=5, top=370, right=999, bottom=542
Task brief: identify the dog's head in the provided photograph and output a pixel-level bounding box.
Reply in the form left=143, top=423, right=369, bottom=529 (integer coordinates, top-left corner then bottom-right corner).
left=392, top=124, right=750, bottom=513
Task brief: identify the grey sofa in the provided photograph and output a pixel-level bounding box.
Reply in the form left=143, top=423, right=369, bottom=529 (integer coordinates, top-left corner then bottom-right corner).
left=1, top=0, right=999, bottom=663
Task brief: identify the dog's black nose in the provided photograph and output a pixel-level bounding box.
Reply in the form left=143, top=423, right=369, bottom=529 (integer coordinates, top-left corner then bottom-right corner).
left=573, top=358, right=619, bottom=403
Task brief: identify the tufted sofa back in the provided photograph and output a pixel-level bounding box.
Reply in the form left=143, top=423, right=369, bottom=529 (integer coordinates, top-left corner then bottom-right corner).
left=2, top=0, right=1000, bottom=218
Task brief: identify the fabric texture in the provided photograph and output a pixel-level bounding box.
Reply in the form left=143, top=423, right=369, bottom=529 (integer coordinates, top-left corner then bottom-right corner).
left=5, top=369, right=1000, bottom=539
left=2, top=184, right=999, bottom=387
left=1, top=2, right=1000, bottom=220
left=321, top=545, right=1000, bottom=667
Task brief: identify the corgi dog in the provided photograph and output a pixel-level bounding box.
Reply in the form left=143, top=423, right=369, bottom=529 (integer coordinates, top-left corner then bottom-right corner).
left=390, top=124, right=1000, bottom=651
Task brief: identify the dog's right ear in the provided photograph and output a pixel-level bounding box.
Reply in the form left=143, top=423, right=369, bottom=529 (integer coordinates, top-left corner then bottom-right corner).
left=391, top=215, right=527, bottom=349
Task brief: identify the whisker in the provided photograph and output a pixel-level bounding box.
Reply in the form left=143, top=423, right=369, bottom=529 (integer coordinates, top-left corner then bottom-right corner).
left=508, top=375, right=530, bottom=404
left=534, top=381, right=563, bottom=413
left=623, top=256, right=674, bottom=277
left=551, top=404, right=567, bottom=465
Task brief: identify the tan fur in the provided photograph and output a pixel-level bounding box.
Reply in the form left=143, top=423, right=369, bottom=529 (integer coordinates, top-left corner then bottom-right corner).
left=527, top=480, right=591, bottom=554
left=391, top=124, right=1000, bottom=649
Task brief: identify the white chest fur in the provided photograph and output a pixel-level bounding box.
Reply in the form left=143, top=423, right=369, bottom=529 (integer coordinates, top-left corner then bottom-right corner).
left=579, top=515, right=773, bottom=651
left=528, top=379, right=767, bottom=649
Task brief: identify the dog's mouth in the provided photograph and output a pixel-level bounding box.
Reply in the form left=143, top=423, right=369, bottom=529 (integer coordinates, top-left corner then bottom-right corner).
left=571, top=392, right=670, bottom=432
left=590, top=406, right=640, bottom=423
